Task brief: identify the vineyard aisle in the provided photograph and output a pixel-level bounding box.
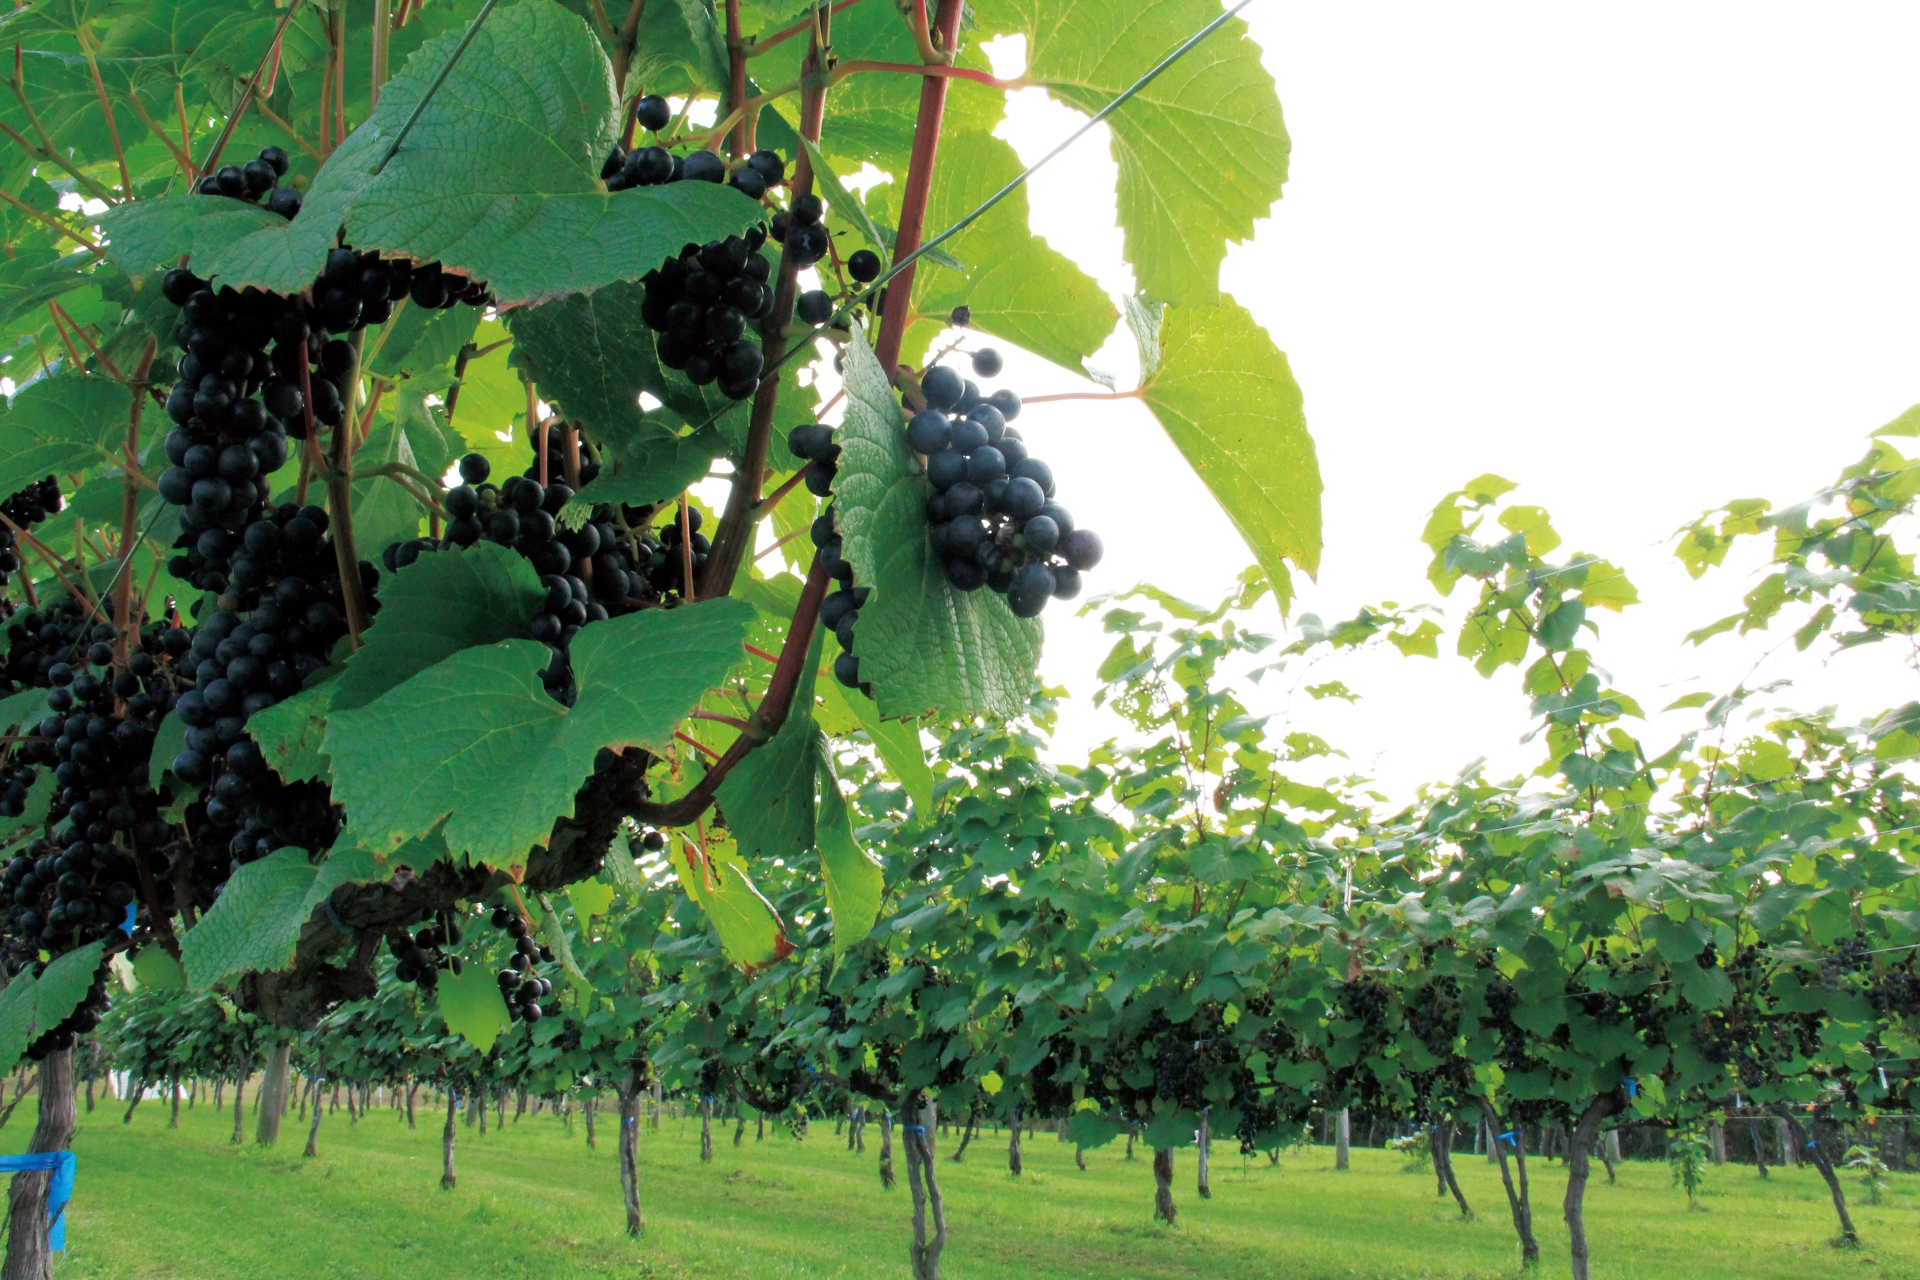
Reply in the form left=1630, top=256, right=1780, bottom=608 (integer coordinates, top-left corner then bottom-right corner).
left=19, top=1101, right=1917, bottom=1280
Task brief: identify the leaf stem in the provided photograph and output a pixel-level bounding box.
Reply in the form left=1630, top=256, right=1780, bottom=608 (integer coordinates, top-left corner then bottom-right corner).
left=372, top=0, right=504, bottom=174
left=698, top=5, right=831, bottom=599
left=725, top=0, right=747, bottom=159
left=609, top=0, right=650, bottom=95
left=750, top=0, right=861, bottom=56
left=827, top=61, right=1022, bottom=91
left=200, top=0, right=308, bottom=175
left=74, top=30, right=132, bottom=198
left=675, top=731, right=722, bottom=760
left=0, top=92, right=113, bottom=204
left=48, top=300, right=123, bottom=381
left=1020, top=390, right=1142, bottom=404
left=634, top=551, right=832, bottom=828
left=690, top=711, right=752, bottom=731
left=326, top=332, right=371, bottom=648
left=754, top=467, right=807, bottom=518
left=0, top=190, right=103, bottom=257
left=113, top=338, right=156, bottom=671
left=873, top=0, right=967, bottom=373
left=125, top=92, right=196, bottom=183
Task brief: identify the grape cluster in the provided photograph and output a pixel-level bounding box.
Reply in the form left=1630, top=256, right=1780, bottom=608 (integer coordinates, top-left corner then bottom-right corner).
left=413, top=445, right=657, bottom=705
left=912, top=351, right=1100, bottom=615
left=646, top=504, right=708, bottom=600
left=1820, top=935, right=1873, bottom=990
left=0, top=609, right=183, bottom=967
left=795, top=245, right=883, bottom=328
left=0, top=477, right=62, bottom=596
left=488, top=905, right=554, bottom=1023
left=193, top=144, right=304, bottom=220
left=640, top=228, right=776, bottom=399
left=386, top=913, right=464, bottom=991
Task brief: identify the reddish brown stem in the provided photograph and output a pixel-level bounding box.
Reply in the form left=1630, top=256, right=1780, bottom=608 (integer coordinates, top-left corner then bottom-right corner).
left=325, top=335, right=369, bottom=648
left=743, top=644, right=780, bottom=665
left=875, top=0, right=966, bottom=373
left=675, top=731, right=721, bottom=761
left=829, top=61, right=1019, bottom=91
left=201, top=0, right=307, bottom=174
left=698, top=10, right=832, bottom=600
left=678, top=493, right=695, bottom=602
left=752, top=0, right=861, bottom=56
left=690, top=711, right=752, bottom=730
left=634, top=554, right=831, bottom=827
left=725, top=0, right=747, bottom=159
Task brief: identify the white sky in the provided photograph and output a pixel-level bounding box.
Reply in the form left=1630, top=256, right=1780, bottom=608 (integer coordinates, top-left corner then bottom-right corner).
left=959, top=3, right=1920, bottom=800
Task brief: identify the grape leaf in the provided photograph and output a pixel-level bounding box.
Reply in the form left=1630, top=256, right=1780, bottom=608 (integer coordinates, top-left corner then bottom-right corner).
left=244, top=677, right=335, bottom=785
left=0, top=973, right=35, bottom=1077
left=325, top=599, right=754, bottom=868
left=0, top=771, right=52, bottom=844
left=332, top=542, right=547, bottom=714
left=94, top=194, right=282, bottom=277
left=365, top=300, right=480, bottom=386
left=0, top=373, right=132, bottom=499
left=567, top=877, right=616, bottom=921
left=717, top=625, right=823, bottom=862
left=0, top=687, right=45, bottom=735
left=818, top=676, right=934, bottom=818
left=32, top=938, right=103, bottom=1031
left=192, top=2, right=768, bottom=305
left=1139, top=300, right=1321, bottom=580
left=907, top=129, right=1116, bottom=373
left=435, top=958, right=511, bottom=1054
left=508, top=278, right=816, bottom=463
left=814, top=731, right=881, bottom=952
left=676, top=835, right=789, bottom=968
left=975, top=0, right=1287, bottom=306
left=832, top=330, right=1041, bottom=720
left=132, top=946, right=185, bottom=992
left=179, top=847, right=385, bottom=990
left=577, top=420, right=731, bottom=509
left=146, top=709, right=187, bottom=790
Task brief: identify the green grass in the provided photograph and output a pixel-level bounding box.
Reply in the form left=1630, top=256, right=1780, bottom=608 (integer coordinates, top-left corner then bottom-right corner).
left=15, top=1092, right=1919, bottom=1279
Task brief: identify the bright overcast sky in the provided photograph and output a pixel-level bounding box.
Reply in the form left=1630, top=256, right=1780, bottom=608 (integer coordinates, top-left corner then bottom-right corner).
left=942, top=3, right=1920, bottom=800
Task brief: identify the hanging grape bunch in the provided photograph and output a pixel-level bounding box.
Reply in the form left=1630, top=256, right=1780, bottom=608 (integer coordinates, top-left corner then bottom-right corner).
left=488, top=904, right=556, bottom=1022
left=646, top=504, right=708, bottom=600
left=404, top=438, right=657, bottom=707
left=614, top=97, right=806, bottom=401
left=913, top=349, right=1101, bottom=613
left=0, top=602, right=184, bottom=969
left=193, top=144, right=303, bottom=219
left=0, top=477, right=62, bottom=598
left=385, top=910, right=467, bottom=992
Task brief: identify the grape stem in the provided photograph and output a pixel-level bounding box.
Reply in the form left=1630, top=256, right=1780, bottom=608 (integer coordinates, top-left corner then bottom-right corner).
left=690, top=711, right=752, bottom=731
left=828, top=62, right=1022, bottom=91
left=873, top=0, right=967, bottom=373
left=1020, top=390, right=1143, bottom=404
left=633, top=551, right=831, bottom=827
left=0, top=190, right=102, bottom=257
left=75, top=27, right=132, bottom=199
left=754, top=468, right=808, bottom=518
left=697, top=8, right=832, bottom=599
left=327, top=330, right=371, bottom=649
left=47, top=301, right=123, bottom=381
left=113, top=338, right=156, bottom=672
left=753, top=526, right=806, bottom=564
left=725, top=0, right=747, bottom=159
left=608, top=0, right=652, bottom=95
left=674, top=731, right=721, bottom=761
left=750, top=0, right=861, bottom=57
left=199, top=0, right=307, bottom=175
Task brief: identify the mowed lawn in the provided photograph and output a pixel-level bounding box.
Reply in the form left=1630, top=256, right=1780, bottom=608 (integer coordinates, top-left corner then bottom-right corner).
left=12, top=1092, right=1919, bottom=1279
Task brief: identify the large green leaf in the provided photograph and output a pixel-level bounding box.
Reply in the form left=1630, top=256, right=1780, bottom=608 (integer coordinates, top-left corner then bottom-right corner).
left=244, top=677, right=335, bottom=785
left=814, top=731, right=881, bottom=952
left=436, top=958, right=511, bottom=1053
left=975, top=0, right=1286, bottom=306
left=0, top=973, right=36, bottom=1076
left=908, top=129, right=1116, bottom=372
left=195, top=1, right=767, bottom=304
left=0, top=373, right=132, bottom=498
left=832, top=330, right=1041, bottom=720
left=677, top=837, right=788, bottom=968
left=179, top=847, right=384, bottom=990
left=95, top=194, right=282, bottom=277
left=717, top=625, right=823, bottom=862
left=332, top=541, right=547, bottom=714
left=820, top=677, right=934, bottom=818
left=1140, top=300, right=1321, bottom=580
left=325, top=599, right=755, bottom=868
left=33, top=939, right=104, bottom=1030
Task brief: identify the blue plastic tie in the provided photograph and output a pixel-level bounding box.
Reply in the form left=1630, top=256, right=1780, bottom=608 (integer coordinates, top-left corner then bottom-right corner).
left=903, top=1125, right=926, bottom=1136
left=1622, top=1077, right=1638, bottom=1098
left=0, top=1153, right=74, bottom=1250
left=1498, top=1130, right=1518, bottom=1144
left=120, top=902, right=136, bottom=935
left=324, top=895, right=352, bottom=936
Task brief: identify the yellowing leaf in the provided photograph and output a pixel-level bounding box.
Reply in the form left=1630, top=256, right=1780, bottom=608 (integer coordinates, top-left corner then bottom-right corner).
left=436, top=959, right=511, bottom=1054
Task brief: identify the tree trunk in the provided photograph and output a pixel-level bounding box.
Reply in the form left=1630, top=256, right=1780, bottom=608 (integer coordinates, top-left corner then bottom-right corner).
left=82, top=1074, right=92, bottom=1116
left=1437, top=1120, right=1472, bottom=1218
left=1479, top=1097, right=1539, bottom=1267
left=1152, top=1146, right=1177, bottom=1223
left=1126, top=1124, right=1136, bottom=1160
left=303, top=1077, right=324, bottom=1158
left=650, top=1079, right=662, bottom=1130
left=1777, top=1117, right=1797, bottom=1166
left=904, top=1097, right=947, bottom=1280
left=700, top=1096, right=713, bottom=1162
left=1751, top=1118, right=1767, bottom=1179
left=1, top=1049, right=73, bottom=1280
left=231, top=1063, right=248, bottom=1145
left=1197, top=1112, right=1211, bottom=1199
left=1564, top=1093, right=1621, bottom=1280
left=949, top=1112, right=974, bottom=1163
left=1600, top=1128, right=1618, bottom=1184
left=756, top=1110, right=764, bottom=1142
left=1335, top=1108, right=1351, bottom=1169
left=169, top=1079, right=180, bottom=1129
left=585, top=1095, right=597, bottom=1149
left=1710, top=1119, right=1726, bottom=1165
left=1075, top=1144, right=1087, bottom=1171
left=1008, top=1109, right=1022, bottom=1176
left=618, top=1071, right=644, bottom=1235
left=122, top=1079, right=143, bottom=1125
left=441, top=1091, right=458, bottom=1190
left=255, top=1042, right=291, bottom=1146
left=406, top=1082, right=416, bottom=1130
left=879, top=1109, right=897, bottom=1189
left=1782, top=1113, right=1857, bottom=1245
